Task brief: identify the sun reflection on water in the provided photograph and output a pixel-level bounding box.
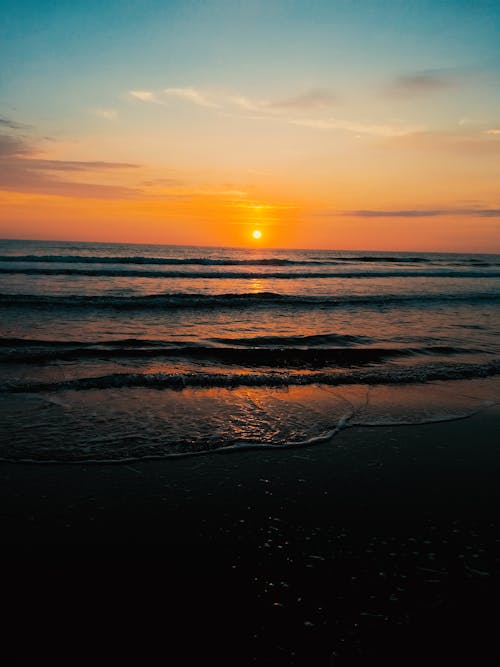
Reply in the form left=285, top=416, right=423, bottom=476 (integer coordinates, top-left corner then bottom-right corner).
left=250, top=277, right=264, bottom=293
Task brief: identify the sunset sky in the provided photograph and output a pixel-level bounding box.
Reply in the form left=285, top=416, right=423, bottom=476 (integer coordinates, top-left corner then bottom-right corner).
left=1, top=0, right=499, bottom=251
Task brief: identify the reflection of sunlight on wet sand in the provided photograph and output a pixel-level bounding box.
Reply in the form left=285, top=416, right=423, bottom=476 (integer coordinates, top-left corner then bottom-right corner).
left=2, top=379, right=498, bottom=461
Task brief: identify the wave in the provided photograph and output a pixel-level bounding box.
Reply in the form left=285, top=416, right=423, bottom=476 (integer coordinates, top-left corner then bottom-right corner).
left=1, top=266, right=500, bottom=279
left=1, top=253, right=499, bottom=267
left=0, top=336, right=180, bottom=348
left=0, top=343, right=476, bottom=366
left=3, top=359, right=499, bottom=392
left=211, top=332, right=371, bottom=346
left=0, top=254, right=431, bottom=265
left=1, top=291, right=499, bottom=310
left=0, top=333, right=369, bottom=349
left=0, top=254, right=321, bottom=266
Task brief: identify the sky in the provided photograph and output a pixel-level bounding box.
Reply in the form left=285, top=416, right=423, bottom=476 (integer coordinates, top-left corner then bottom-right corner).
left=1, top=0, right=499, bottom=251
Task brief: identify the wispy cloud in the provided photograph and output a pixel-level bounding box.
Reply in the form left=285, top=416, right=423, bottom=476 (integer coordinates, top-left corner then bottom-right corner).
left=267, top=89, right=337, bottom=110
left=290, top=117, right=424, bottom=137
left=0, top=116, right=30, bottom=131
left=129, top=90, right=162, bottom=104
left=386, top=130, right=500, bottom=154
left=231, top=96, right=422, bottom=137
left=141, top=177, right=182, bottom=187
left=485, top=128, right=500, bottom=135
left=386, top=72, right=455, bottom=98
left=0, top=131, right=140, bottom=199
left=129, top=85, right=337, bottom=115
left=228, top=95, right=266, bottom=112
left=127, top=84, right=423, bottom=138
left=27, top=159, right=138, bottom=172
left=228, top=89, right=337, bottom=114
left=0, top=123, right=257, bottom=203
left=458, top=117, right=475, bottom=127
left=337, top=207, right=500, bottom=218
left=194, top=188, right=248, bottom=197
left=0, top=134, right=33, bottom=156
left=93, top=108, right=118, bottom=120
left=163, top=87, right=219, bottom=108
left=129, top=86, right=219, bottom=108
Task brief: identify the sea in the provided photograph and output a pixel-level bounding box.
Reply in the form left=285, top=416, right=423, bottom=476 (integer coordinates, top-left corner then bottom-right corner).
left=1, top=238, right=499, bottom=462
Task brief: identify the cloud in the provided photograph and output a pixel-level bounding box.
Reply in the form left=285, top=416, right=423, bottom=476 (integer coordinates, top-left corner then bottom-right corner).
left=130, top=86, right=219, bottom=108
left=0, top=116, right=30, bottom=130
left=163, top=87, right=219, bottom=108
left=387, top=72, right=455, bottom=98
left=141, top=177, right=182, bottom=187
left=28, top=159, right=139, bottom=172
left=228, top=95, right=265, bottom=112
left=0, top=123, right=252, bottom=203
left=228, top=89, right=337, bottom=114
left=129, top=90, right=162, bottom=104
left=197, top=189, right=248, bottom=197
left=267, top=89, right=337, bottom=110
left=485, top=129, right=500, bottom=135
left=226, top=91, right=422, bottom=137
left=93, top=108, right=117, bottom=120
left=337, top=208, right=500, bottom=218
left=387, top=130, right=500, bottom=154
left=0, top=134, right=33, bottom=156
left=126, top=83, right=426, bottom=139
left=0, top=165, right=140, bottom=198
left=290, top=117, right=424, bottom=137
left=0, top=132, right=141, bottom=199
left=129, top=85, right=337, bottom=115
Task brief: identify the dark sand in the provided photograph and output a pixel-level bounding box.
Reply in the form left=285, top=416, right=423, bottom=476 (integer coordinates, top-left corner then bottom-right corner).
left=1, top=406, right=500, bottom=665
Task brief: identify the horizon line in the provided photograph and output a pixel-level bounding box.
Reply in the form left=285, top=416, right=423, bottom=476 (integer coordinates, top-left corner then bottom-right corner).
left=0, top=237, right=499, bottom=256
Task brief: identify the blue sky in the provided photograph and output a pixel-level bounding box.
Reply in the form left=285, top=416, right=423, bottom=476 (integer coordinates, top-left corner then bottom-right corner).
left=3, top=1, right=499, bottom=116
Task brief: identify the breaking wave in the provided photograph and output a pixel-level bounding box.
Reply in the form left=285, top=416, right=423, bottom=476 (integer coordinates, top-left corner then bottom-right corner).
left=1, top=267, right=500, bottom=279
left=1, top=254, right=499, bottom=267
left=1, top=291, right=499, bottom=310
left=3, top=359, right=499, bottom=392
left=0, top=341, right=478, bottom=365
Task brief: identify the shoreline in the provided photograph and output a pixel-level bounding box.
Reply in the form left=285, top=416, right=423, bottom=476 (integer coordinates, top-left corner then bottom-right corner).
left=0, top=400, right=495, bottom=466
left=2, top=404, right=499, bottom=539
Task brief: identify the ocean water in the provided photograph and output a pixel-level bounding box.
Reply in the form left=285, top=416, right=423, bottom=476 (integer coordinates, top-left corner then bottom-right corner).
left=1, top=238, right=499, bottom=462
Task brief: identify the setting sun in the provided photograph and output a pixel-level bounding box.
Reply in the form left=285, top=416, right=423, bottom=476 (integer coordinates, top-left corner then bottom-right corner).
left=252, top=229, right=262, bottom=240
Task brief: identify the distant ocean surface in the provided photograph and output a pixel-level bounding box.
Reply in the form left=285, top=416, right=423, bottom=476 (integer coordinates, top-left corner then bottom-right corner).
left=1, top=239, right=499, bottom=462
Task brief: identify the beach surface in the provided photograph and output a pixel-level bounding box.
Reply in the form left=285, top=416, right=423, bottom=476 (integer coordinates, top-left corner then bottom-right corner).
left=2, top=405, right=499, bottom=665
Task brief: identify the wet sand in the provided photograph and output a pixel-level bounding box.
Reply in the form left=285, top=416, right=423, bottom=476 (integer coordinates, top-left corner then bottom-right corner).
left=1, top=406, right=500, bottom=665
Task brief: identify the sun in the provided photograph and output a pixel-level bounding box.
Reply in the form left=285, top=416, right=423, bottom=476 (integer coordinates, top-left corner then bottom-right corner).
left=252, top=229, right=262, bottom=240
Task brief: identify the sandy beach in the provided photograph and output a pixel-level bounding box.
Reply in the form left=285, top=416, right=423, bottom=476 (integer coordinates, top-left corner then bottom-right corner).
left=2, top=405, right=499, bottom=665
